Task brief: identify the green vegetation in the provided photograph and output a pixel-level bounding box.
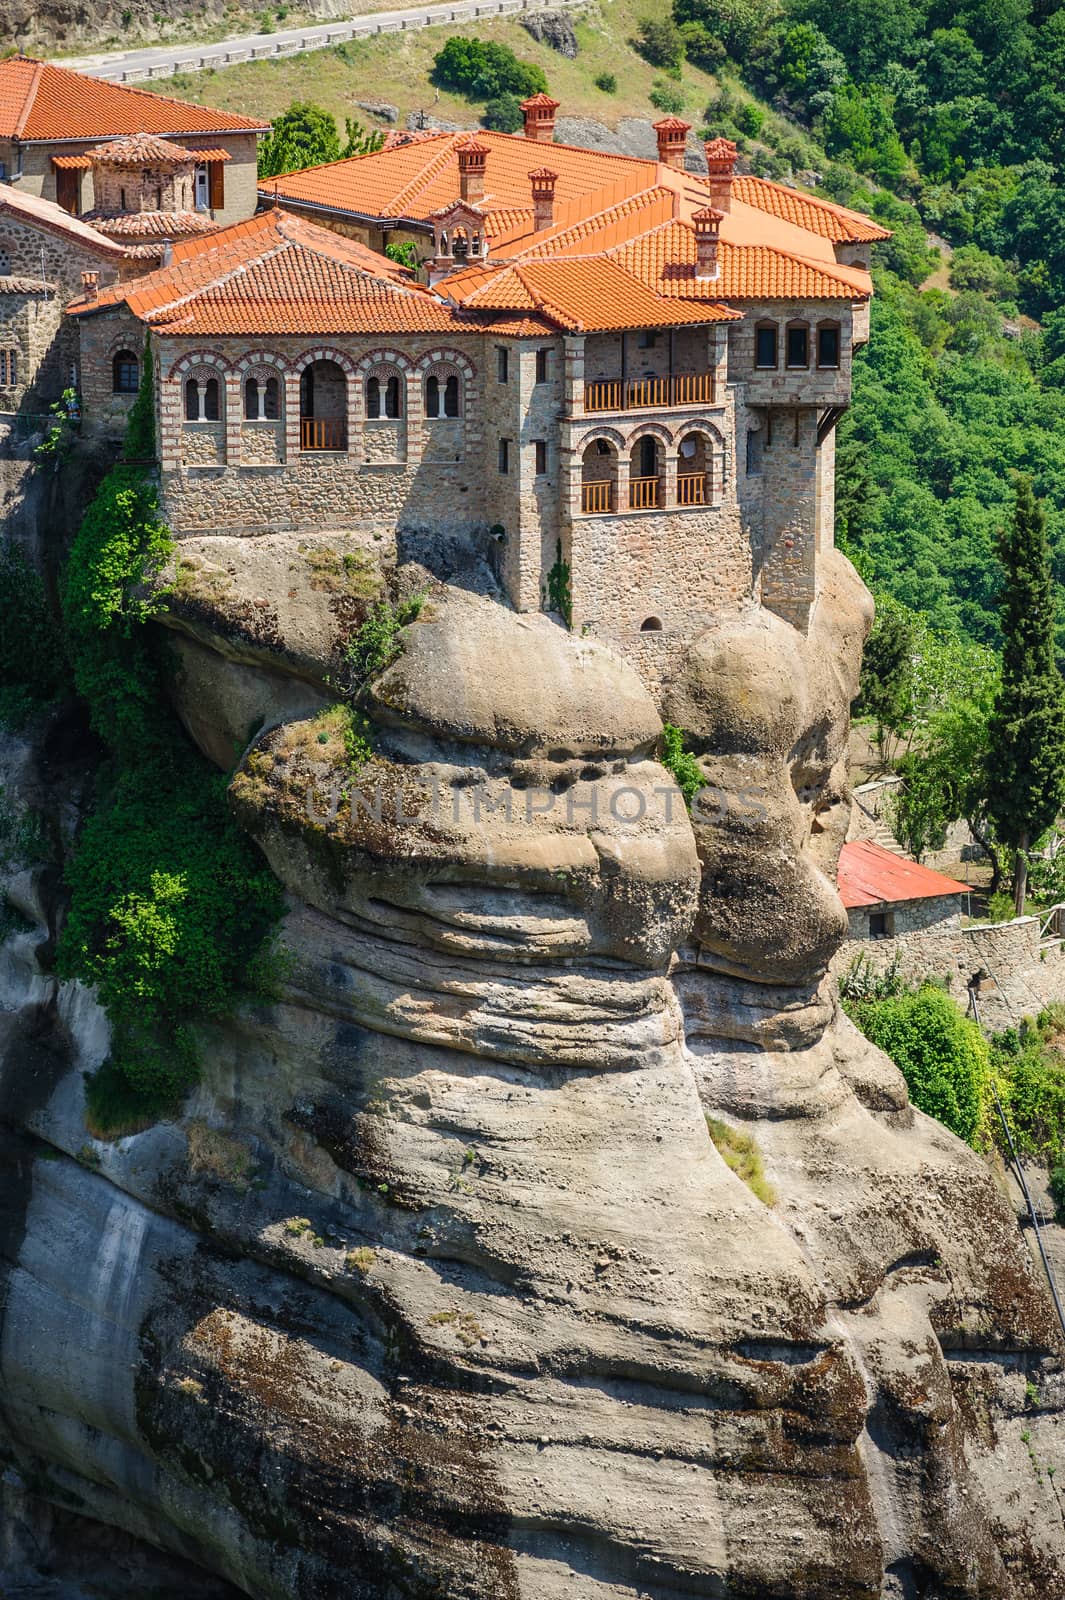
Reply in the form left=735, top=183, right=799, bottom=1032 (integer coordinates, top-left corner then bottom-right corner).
left=0, top=543, right=66, bottom=731
left=546, top=540, right=572, bottom=629
left=986, top=479, right=1065, bottom=913
left=706, top=1115, right=776, bottom=1205
left=258, top=100, right=383, bottom=178
left=660, top=722, right=703, bottom=810
left=846, top=981, right=992, bottom=1146
left=57, top=439, right=282, bottom=1130
left=431, top=35, right=547, bottom=103
left=337, top=595, right=424, bottom=700
left=124, top=337, right=156, bottom=461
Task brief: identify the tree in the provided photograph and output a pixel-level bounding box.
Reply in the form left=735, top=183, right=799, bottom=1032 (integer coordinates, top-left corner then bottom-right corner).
left=634, top=15, right=685, bottom=74
left=431, top=36, right=546, bottom=101
left=986, top=478, right=1065, bottom=913
left=258, top=102, right=341, bottom=179
left=482, top=93, right=525, bottom=132
left=855, top=595, right=920, bottom=767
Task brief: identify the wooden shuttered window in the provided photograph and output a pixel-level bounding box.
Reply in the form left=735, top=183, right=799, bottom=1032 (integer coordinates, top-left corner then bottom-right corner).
left=208, top=159, right=225, bottom=212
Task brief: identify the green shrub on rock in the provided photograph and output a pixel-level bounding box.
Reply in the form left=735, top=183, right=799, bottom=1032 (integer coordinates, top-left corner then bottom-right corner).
left=58, top=463, right=282, bottom=1125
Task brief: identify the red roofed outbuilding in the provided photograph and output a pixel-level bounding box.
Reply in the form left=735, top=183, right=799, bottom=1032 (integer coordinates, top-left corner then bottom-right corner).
left=838, top=840, right=969, bottom=941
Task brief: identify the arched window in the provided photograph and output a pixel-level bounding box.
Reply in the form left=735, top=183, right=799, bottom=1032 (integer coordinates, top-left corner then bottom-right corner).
left=112, top=349, right=139, bottom=393
left=301, top=358, right=348, bottom=451
left=185, top=374, right=221, bottom=422
left=367, top=369, right=403, bottom=420
left=243, top=375, right=279, bottom=420
left=640, top=617, right=663, bottom=631
left=425, top=369, right=461, bottom=419
left=580, top=436, right=618, bottom=514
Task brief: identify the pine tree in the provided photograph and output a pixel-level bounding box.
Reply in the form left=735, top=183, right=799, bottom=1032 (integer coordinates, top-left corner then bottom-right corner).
left=986, top=478, right=1065, bottom=914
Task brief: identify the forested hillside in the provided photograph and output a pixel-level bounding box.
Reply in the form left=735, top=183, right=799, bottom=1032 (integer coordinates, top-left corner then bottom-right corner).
left=660, top=0, right=1065, bottom=645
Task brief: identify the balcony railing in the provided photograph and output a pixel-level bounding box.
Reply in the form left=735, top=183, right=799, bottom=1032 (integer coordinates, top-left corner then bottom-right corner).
left=581, top=480, right=614, bottom=514
left=677, top=471, right=708, bottom=505
left=584, top=372, right=716, bottom=414
left=300, top=416, right=347, bottom=452
left=628, top=476, right=660, bottom=510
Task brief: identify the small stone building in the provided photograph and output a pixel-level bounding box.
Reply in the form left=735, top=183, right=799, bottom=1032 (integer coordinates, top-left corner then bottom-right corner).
left=0, top=55, right=265, bottom=228
left=838, top=840, right=969, bottom=941
left=0, top=185, right=127, bottom=411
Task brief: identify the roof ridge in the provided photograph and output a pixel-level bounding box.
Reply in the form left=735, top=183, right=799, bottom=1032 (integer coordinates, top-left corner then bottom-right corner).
left=143, top=230, right=292, bottom=322
left=12, top=58, right=44, bottom=141
left=381, top=133, right=466, bottom=219
left=522, top=184, right=674, bottom=257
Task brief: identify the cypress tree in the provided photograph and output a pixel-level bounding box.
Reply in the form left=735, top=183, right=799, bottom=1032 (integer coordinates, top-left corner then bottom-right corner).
left=986, top=477, right=1065, bottom=914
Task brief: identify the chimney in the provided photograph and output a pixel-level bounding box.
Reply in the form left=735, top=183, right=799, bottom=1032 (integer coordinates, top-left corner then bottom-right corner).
left=529, top=167, right=558, bottom=232
left=692, top=207, right=723, bottom=280
left=80, top=270, right=99, bottom=301
left=161, top=239, right=174, bottom=267
left=653, top=115, right=691, bottom=171
left=704, top=137, right=738, bottom=213
left=458, top=140, right=488, bottom=204
left=520, top=92, right=560, bottom=143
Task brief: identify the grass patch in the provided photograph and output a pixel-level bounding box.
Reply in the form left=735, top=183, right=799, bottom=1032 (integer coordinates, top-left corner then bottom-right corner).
left=186, top=1120, right=254, bottom=1187
left=84, top=1058, right=181, bottom=1140
left=153, top=0, right=727, bottom=140
left=706, top=1115, right=776, bottom=1206
left=346, top=1246, right=376, bottom=1274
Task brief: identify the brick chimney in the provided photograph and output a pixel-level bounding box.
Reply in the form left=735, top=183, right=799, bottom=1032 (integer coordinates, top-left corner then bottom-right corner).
left=704, top=137, right=738, bottom=213
left=458, top=140, right=489, bottom=204
left=80, top=270, right=99, bottom=301
left=520, top=92, right=560, bottom=143
left=530, top=167, right=558, bottom=232
left=653, top=115, right=691, bottom=171
left=692, top=206, right=723, bottom=280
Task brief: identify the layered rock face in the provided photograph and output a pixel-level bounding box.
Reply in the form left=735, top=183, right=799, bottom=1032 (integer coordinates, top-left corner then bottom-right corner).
left=0, top=529, right=1063, bottom=1599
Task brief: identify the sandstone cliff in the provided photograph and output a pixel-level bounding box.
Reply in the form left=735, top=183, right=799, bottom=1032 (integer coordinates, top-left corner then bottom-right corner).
left=0, top=481, right=1063, bottom=1598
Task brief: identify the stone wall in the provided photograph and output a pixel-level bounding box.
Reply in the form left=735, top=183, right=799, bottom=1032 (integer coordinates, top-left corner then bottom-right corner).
left=846, top=893, right=962, bottom=941
left=833, top=912, right=1065, bottom=1031
left=0, top=215, right=123, bottom=410
left=76, top=302, right=143, bottom=434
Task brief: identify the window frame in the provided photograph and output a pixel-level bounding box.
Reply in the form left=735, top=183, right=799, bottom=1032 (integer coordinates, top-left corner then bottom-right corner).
left=496, top=345, right=509, bottom=383
left=534, top=439, right=547, bottom=475
left=785, top=322, right=809, bottom=369
left=112, top=349, right=139, bottom=394
left=535, top=347, right=550, bottom=383
left=817, top=322, right=841, bottom=369
left=498, top=437, right=510, bottom=474
left=754, top=323, right=778, bottom=369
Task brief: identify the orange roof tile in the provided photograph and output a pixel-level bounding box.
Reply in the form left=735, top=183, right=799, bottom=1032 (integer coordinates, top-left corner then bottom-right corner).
left=611, top=220, right=871, bottom=301
left=441, top=254, right=737, bottom=332
left=838, top=840, right=968, bottom=909
left=0, top=55, right=267, bottom=141
left=265, top=130, right=660, bottom=230
left=67, top=207, right=514, bottom=336
left=89, top=131, right=196, bottom=165
left=731, top=175, right=891, bottom=243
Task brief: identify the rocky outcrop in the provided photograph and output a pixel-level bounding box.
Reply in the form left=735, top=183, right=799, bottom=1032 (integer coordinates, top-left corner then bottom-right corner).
left=0, top=518, right=1063, bottom=1598
left=520, top=9, right=579, bottom=57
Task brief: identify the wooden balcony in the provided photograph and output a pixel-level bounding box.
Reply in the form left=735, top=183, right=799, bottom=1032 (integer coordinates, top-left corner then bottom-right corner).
left=300, top=416, right=347, bottom=452
left=584, top=372, right=716, bottom=414
left=581, top=480, right=614, bottom=514
left=677, top=471, right=708, bottom=505
left=628, top=476, right=660, bottom=510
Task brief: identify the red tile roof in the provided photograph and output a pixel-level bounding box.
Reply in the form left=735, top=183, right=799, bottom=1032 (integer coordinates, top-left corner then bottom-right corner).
left=611, top=220, right=870, bottom=301
left=0, top=55, right=267, bottom=141
left=731, top=175, right=891, bottom=244
left=89, top=131, right=196, bottom=165
left=67, top=207, right=513, bottom=336
left=837, top=841, right=968, bottom=909
left=439, top=254, right=737, bottom=332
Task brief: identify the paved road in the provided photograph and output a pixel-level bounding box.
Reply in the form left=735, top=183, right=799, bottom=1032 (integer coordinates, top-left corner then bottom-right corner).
left=64, top=0, right=581, bottom=83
